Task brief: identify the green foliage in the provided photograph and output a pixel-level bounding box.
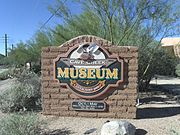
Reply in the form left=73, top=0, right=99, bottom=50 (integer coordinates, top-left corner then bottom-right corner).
left=0, top=70, right=41, bottom=112
left=169, top=128, right=180, bottom=135
left=0, top=113, right=42, bottom=135
left=31, top=64, right=41, bottom=74
left=0, top=54, right=5, bottom=63
left=27, top=31, right=53, bottom=63
left=48, top=0, right=179, bottom=90
left=49, top=0, right=179, bottom=48
left=0, top=70, right=9, bottom=80
left=49, top=0, right=179, bottom=44
left=0, top=56, right=11, bottom=65
left=0, top=68, right=16, bottom=80
left=138, top=46, right=178, bottom=90
left=7, top=42, right=31, bottom=66
left=3, top=32, right=52, bottom=67
left=51, top=11, right=103, bottom=45
left=175, top=64, right=180, bottom=77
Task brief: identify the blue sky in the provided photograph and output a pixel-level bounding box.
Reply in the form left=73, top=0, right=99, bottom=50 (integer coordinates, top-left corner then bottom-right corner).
left=0, top=0, right=81, bottom=55
left=0, top=1, right=179, bottom=55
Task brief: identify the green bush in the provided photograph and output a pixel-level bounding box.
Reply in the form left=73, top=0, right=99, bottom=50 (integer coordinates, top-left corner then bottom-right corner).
left=0, top=70, right=9, bottom=80
left=31, top=64, right=41, bottom=75
left=138, top=47, right=178, bottom=91
left=0, top=54, right=5, bottom=65
left=0, top=68, right=15, bottom=80
left=0, top=70, right=41, bottom=112
left=175, top=64, right=180, bottom=77
left=0, top=67, right=24, bottom=80
left=0, top=53, right=5, bottom=59
left=169, top=128, right=180, bottom=135
left=0, top=113, right=42, bottom=135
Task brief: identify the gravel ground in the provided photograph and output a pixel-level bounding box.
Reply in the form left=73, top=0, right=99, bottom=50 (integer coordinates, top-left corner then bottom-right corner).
left=40, top=104, right=180, bottom=135
left=0, top=69, right=179, bottom=135
left=40, top=76, right=180, bottom=135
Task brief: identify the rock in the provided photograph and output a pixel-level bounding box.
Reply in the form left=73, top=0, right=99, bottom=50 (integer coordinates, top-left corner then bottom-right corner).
left=101, top=120, right=136, bottom=135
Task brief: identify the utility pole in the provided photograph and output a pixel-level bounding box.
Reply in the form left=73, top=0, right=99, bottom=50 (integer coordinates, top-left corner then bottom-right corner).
left=5, top=34, right=8, bottom=57
left=12, top=44, right=14, bottom=50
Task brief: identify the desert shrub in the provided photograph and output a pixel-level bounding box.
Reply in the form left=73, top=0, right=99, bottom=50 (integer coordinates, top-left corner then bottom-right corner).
left=0, top=69, right=9, bottom=80
left=169, top=128, right=180, bottom=135
left=0, top=54, right=7, bottom=65
left=31, top=64, right=41, bottom=74
left=0, top=53, right=5, bottom=60
left=0, top=113, right=42, bottom=135
left=175, top=64, right=180, bottom=77
left=0, top=70, right=41, bottom=112
left=0, top=68, right=16, bottom=80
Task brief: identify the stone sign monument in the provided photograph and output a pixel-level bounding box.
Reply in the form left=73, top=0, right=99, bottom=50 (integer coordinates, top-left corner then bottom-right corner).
left=41, top=35, right=138, bottom=118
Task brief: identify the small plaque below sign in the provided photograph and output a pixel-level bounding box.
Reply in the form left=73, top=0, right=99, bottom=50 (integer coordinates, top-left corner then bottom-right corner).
left=72, top=101, right=106, bottom=111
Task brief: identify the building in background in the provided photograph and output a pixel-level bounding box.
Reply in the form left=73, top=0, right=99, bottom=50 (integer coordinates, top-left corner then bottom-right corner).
left=161, top=37, right=180, bottom=58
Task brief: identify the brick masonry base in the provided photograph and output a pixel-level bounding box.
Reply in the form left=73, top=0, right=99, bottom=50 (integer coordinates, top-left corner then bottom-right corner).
left=41, top=35, right=138, bottom=119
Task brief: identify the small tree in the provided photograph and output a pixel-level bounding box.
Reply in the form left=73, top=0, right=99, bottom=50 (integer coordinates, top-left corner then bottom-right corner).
left=5, top=42, right=31, bottom=67
left=3, top=32, right=52, bottom=72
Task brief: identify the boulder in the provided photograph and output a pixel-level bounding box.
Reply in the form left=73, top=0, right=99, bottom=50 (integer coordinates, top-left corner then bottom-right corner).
left=101, top=120, right=136, bottom=135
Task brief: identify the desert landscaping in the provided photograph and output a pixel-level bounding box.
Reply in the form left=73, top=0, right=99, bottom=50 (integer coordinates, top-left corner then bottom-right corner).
left=37, top=76, right=180, bottom=135
left=0, top=67, right=180, bottom=135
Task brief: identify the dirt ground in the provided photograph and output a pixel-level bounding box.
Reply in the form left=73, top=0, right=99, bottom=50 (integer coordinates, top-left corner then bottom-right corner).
left=0, top=103, right=179, bottom=135
left=40, top=103, right=180, bottom=135
left=0, top=70, right=179, bottom=135
left=40, top=76, right=180, bottom=135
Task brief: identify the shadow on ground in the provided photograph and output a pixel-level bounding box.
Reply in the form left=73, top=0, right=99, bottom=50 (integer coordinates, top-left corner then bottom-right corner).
left=140, top=96, right=170, bottom=103
left=158, top=84, right=180, bottom=95
left=41, top=128, right=74, bottom=135
left=137, top=106, right=180, bottom=119
left=135, top=129, right=148, bottom=135
left=149, top=84, right=180, bottom=96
